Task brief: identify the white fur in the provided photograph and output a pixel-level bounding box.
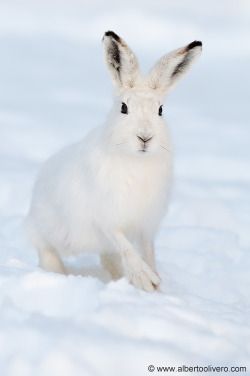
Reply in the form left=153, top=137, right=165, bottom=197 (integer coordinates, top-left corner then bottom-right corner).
left=26, top=31, right=202, bottom=291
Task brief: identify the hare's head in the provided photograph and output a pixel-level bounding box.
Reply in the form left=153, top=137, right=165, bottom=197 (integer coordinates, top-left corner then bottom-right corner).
left=103, top=31, right=202, bottom=155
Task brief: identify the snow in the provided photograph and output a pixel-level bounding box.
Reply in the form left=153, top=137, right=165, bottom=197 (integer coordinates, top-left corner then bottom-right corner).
left=0, top=0, right=250, bottom=375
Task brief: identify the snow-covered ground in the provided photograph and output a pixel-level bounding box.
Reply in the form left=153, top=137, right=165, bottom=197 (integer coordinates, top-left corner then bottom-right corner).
left=0, top=1, right=250, bottom=375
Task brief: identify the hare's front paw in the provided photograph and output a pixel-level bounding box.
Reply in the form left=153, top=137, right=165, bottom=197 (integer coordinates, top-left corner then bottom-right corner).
left=123, top=250, right=161, bottom=292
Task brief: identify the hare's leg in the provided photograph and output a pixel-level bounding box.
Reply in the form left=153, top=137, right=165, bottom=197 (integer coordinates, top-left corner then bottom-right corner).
left=100, top=253, right=124, bottom=280
left=138, top=236, right=159, bottom=275
left=107, top=231, right=160, bottom=292
left=141, top=238, right=156, bottom=271
left=140, top=237, right=161, bottom=291
left=145, top=244, right=157, bottom=273
left=38, top=246, right=66, bottom=274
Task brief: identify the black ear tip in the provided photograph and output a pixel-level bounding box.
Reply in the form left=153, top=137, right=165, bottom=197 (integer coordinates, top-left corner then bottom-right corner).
left=187, top=40, right=202, bottom=50
left=104, top=30, right=121, bottom=43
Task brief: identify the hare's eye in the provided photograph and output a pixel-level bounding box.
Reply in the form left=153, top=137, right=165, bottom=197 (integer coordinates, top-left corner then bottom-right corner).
left=158, top=105, right=163, bottom=116
left=121, top=102, right=128, bottom=114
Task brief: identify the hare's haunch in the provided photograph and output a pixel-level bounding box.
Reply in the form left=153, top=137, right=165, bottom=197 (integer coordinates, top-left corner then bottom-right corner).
left=26, top=31, right=202, bottom=292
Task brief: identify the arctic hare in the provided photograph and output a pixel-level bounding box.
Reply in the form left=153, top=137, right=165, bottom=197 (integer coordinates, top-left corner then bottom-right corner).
left=27, top=31, right=202, bottom=292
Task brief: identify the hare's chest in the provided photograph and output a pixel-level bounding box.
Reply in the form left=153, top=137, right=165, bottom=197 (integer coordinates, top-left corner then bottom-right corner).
left=99, top=157, right=171, bottom=226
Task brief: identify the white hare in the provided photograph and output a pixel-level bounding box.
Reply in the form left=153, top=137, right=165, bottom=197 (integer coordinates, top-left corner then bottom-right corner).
left=26, top=31, right=202, bottom=292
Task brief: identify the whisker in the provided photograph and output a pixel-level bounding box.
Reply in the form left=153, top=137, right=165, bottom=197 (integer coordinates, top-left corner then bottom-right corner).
left=115, top=142, right=126, bottom=146
left=160, top=145, right=171, bottom=152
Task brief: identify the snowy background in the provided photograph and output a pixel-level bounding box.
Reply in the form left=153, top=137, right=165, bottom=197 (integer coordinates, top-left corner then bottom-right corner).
left=0, top=0, right=250, bottom=375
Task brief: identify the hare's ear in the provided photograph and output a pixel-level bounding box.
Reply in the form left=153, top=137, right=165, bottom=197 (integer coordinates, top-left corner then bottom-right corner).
left=102, top=31, right=140, bottom=89
left=147, top=41, right=202, bottom=94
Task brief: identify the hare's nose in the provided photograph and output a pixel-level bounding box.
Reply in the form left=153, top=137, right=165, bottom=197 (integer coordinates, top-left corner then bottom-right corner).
left=137, top=135, right=153, bottom=144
